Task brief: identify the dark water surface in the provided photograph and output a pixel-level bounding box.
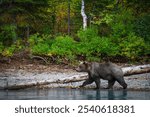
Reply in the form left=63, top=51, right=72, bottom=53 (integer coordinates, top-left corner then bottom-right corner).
left=0, top=88, right=150, bottom=100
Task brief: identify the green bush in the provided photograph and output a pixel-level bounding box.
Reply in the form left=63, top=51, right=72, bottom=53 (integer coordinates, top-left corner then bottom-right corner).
left=0, top=42, right=4, bottom=54
left=1, top=44, right=16, bottom=57
left=0, top=25, right=17, bottom=46
left=145, top=44, right=150, bottom=55
left=110, top=9, right=134, bottom=42
left=134, top=15, right=150, bottom=44
left=77, top=28, right=98, bottom=42
left=31, top=43, right=50, bottom=55
left=106, top=9, right=148, bottom=60
left=50, top=36, right=76, bottom=61
left=77, top=28, right=117, bottom=61
left=29, top=34, right=53, bottom=56
left=118, top=33, right=146, bottom=59
left=76, top=24, right=147, bottom=61
left=77, top=28, right=100, bottom=61
left=0, top=39, right=25, bottom=57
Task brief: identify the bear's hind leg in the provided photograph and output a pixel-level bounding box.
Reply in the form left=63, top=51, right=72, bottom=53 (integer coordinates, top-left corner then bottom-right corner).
left=107, top=80, right=115, bottom=89
left=116, top=77, right=127, bottom=89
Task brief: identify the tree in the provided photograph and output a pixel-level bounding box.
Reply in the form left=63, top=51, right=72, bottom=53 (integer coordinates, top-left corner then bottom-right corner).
left=81, top=0, right=87, bottom=29
left=0, top=0, right=49, bottom=45
left=68, top=0, right=71, bottom=35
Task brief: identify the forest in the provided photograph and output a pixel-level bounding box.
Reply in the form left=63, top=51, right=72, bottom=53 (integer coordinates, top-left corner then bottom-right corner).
left=0, top=0, right=150, bottom=64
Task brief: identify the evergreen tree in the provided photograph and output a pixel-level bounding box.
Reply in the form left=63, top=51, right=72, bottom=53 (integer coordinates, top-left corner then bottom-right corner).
left=0, top=0, right=49, bottom=44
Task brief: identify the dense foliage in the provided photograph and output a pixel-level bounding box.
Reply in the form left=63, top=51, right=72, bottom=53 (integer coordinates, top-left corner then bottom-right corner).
left=0, top=0, right=150, bottom=63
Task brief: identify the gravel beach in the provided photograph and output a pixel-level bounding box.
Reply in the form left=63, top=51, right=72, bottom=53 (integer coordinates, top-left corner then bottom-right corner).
left=0, top=63, right=150, bottom=90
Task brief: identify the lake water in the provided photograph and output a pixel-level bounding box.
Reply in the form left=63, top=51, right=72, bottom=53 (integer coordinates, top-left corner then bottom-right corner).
left=0, top=88, right=150, bottom=100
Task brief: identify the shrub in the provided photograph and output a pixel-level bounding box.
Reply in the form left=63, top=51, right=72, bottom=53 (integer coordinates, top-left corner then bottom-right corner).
left=134, top=15, right=150, bottom=44
left=118, top=33, right=146, bottom=59
left=1, top=44, right=16, bottom=57
left=77, top=28, right=100, bottom=61
left=50, top=36, right=76, bottom=61
left=31, top=43, right=50, bottom=55
left=77, top=28, right=117, bottom=61
left=0, top=25, right=17, bottom=46
left=110, top=9, right=134, bottom=42
left=29, top=34, right=53, bottom=56
left=0, top=39, right=25, bottom=57
left=77, top=28, right=98, bottom=42
left=0, top=42, right=4, bottom=54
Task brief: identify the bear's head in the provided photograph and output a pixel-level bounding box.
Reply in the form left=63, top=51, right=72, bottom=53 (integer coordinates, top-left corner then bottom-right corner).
left=76, top=61, right=91, bottom=72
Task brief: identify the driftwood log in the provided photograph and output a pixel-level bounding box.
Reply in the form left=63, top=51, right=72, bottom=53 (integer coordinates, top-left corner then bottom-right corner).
left=122, top=64, right=150, bottom=76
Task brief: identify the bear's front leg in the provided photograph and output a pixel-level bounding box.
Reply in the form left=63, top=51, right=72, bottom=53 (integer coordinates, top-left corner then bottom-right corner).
left=94, top=78, right=100, bottom=89
left=80, top=78, right=94, bottom=87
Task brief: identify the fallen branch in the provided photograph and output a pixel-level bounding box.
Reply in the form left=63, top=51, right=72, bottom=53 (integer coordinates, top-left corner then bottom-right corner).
left=122, top=64, right=150, bottom=76
left=3, top=74, right=88, bottom=90
left=30, top=55, right=49, bottom=64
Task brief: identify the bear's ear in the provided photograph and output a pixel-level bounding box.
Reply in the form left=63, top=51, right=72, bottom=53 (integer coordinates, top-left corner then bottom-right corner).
left=85, top=62, right=92, bottom=70
left=79, top=61, right=84, bottom=65
left=83, top=61, right=88, bottom=65
left=83, top=61, right=92, bottom=69
left=79, top=61, right=86, bottom=65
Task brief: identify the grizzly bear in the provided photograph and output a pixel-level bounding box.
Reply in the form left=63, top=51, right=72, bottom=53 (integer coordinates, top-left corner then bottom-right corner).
left=76, top=62, right=127, bottom=89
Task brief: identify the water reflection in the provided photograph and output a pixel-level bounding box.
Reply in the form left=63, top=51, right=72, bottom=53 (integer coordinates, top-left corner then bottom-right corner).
left=78, top=89, right=128, bottom=100
left=107, top=90, right=127, bottom=100
left=0, top=88, right=150, bottom=100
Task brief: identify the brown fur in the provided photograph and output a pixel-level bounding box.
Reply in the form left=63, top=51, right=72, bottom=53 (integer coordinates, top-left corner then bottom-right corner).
left=76, top=62, right=127, bottom=89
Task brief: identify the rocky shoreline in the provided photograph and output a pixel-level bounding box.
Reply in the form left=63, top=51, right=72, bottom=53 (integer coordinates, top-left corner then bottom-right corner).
left=0, top=63, right=150, bottom=90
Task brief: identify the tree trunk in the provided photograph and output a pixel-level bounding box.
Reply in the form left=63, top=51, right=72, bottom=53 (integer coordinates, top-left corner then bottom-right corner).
left=26, top=26, right=30, bottom=39
left=81, top=0, right=87, bottom=29
left=122, top=64, right=150, bottom=76
left=68, top=0, right=71, bottom=35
